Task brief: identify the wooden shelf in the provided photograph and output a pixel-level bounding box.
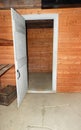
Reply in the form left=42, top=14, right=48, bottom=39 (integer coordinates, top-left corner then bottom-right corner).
left=0, top=39, right=13, bottom=46
left=0, top=64, right=14, bottom=77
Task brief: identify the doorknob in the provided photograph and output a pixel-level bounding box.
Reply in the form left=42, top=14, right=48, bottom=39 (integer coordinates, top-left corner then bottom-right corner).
left=17, top=69, right=20, bottom=79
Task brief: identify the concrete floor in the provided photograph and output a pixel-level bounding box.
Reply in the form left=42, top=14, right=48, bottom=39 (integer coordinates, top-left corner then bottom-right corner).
left=0, top=93, right=81, bottom=130
left=29, top=73, right=52, bottom=91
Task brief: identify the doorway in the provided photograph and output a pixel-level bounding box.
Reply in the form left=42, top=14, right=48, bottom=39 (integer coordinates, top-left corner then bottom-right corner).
left=11, top=8, right=58, bottom=106
left=23, top=14, right=58, bottom=93
left=26, top=19, right=53, bottom=92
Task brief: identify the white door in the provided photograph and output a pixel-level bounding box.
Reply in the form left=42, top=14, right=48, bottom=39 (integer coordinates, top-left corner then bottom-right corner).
left=11, top=8, right=28, bottom=107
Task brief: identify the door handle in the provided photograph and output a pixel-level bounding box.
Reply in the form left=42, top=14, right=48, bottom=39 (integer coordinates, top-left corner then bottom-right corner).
left=17, top=69, right=20, bottom=79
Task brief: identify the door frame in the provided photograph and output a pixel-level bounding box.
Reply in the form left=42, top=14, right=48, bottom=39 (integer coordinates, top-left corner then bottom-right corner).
left=23, top=14, right=59, bottom=93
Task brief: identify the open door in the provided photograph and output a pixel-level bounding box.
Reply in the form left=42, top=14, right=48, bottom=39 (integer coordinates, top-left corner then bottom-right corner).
left=11, top=8, right=28, bottom=107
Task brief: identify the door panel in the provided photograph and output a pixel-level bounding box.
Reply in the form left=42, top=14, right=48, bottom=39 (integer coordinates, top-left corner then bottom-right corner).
left=11, top=8, right=28, bottom=107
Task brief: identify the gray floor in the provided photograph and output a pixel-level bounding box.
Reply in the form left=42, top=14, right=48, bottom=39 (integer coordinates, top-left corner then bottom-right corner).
left=29, top=73, right=52, bottom=91
left=0, top=93, right=81, bottom=130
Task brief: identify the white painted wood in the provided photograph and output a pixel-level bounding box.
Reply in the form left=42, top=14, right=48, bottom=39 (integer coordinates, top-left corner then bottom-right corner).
left=28, top=90, right=55, bottom=93
left=23, top=14, right=59, bottom=92
left=22, top=14, right=58, bottom=20
left=52, top=15, right=59, bottom=92
left=11, top=8, right=28, bottom=107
